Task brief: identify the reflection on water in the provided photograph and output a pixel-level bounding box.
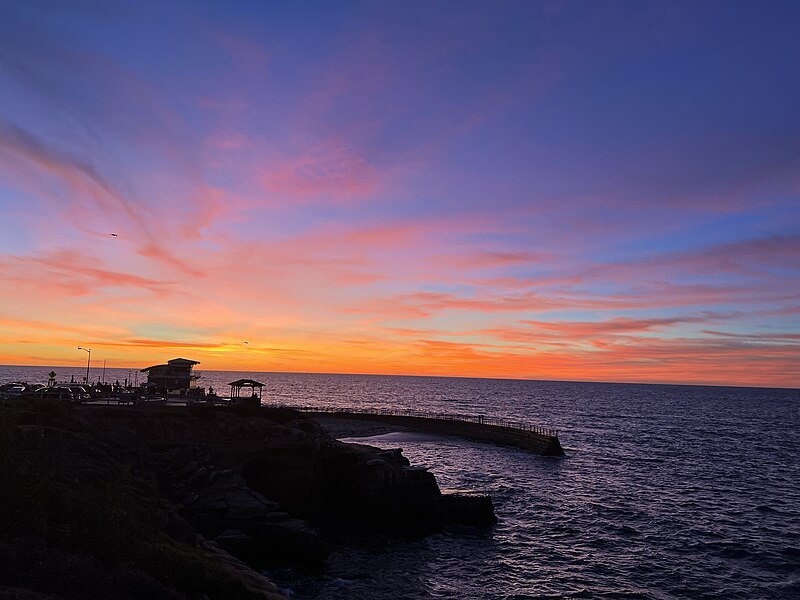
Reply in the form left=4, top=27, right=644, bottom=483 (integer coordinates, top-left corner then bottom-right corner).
left=340, top=432, right=451, bottom=445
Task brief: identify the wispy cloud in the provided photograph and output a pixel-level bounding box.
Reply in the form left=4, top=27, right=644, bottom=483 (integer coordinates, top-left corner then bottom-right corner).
left=0, top=249, right=175, bottom=296
left=259, top=137, right=379, bottom=204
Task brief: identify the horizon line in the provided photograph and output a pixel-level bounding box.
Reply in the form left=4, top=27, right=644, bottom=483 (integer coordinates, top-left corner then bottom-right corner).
left=1, top=363, right=797, bottom=392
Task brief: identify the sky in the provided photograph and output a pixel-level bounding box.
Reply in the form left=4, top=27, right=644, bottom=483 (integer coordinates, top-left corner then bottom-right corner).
left=0, top=1, right=798, bottom=388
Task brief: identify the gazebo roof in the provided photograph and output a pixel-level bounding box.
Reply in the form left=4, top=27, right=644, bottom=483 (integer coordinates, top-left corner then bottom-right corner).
left=229, top=379, right=265, bottom=388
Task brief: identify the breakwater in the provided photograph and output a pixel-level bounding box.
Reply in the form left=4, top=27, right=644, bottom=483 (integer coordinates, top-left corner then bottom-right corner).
left=290, top=406, right=566, bottom=456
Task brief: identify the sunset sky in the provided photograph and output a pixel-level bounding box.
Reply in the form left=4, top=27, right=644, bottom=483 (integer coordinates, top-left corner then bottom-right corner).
left=0, top=1, right=798, bottom=387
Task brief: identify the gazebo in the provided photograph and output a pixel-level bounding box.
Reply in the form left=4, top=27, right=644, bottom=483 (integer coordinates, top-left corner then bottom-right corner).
left=228, top=379, right=265, bottom=405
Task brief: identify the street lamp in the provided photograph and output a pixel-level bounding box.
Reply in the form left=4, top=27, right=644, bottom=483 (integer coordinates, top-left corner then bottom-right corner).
left=77, top=347, right=91, bottom=384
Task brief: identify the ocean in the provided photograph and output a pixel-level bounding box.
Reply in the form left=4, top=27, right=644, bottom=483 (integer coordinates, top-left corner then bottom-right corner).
left=3, top=366, right=799, bottom=599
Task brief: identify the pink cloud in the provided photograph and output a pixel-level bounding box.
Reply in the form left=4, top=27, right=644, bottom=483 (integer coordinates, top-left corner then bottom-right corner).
left=137, top=243, right=205, bottom=278
left=475, top=314, right=740, bottom=349
left=164, top=185, right=243, bottom=244
left=437, top=251, right=552, bottom=270
left=346, top=290, right=572, bottom=318
left=206, top=132, right=250, bottom=151
left=346, top=285, right=767, bottom=320
left=0, top=249, right=175, bottom=297
left=259, top=137, right=379, bottom=203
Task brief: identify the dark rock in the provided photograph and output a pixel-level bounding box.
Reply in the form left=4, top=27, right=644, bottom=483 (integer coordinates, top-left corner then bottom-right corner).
left=251, top=519, right=329, bottom=567
left=179, top=461, right=200, bottom=477
left=161, top=508, right=198, bottom=545
left=439, top=493, right=498, bottom=527
left=182, top=469, right=282, bottom=534
left=178, top=463, right=328, bottom=569
left=196, top=539, right=288, bottom=599
left=0, top=588, right=67, bottom=600
left=214, top=529, right=253, bottom=554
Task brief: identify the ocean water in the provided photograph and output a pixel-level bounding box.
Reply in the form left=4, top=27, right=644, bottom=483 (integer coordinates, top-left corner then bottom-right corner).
left=3, top=366, right=799, bottom=599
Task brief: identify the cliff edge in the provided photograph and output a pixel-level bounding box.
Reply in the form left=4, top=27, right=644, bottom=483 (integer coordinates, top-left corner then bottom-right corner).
left=0, top=400, right=495, bottom=599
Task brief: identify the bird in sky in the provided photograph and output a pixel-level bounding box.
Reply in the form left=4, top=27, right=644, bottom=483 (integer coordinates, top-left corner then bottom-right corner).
left=110, top=233, right=118, bottom=237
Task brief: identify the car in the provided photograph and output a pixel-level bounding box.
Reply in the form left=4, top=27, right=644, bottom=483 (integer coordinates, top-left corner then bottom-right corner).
left=5, top=385, right=26, bottom=397
left=0, top=382, right=27, bottom=397
left=36, top=387, right=75, bottom=401
left=60, top=384, right=91, bottom=402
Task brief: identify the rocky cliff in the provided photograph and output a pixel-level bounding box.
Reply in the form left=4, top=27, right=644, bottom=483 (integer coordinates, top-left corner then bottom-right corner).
left=0, top=400, right=495, bottom=599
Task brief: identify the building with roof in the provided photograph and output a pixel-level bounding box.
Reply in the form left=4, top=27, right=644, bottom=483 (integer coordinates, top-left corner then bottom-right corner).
left=228, top=378, right=265, bottom=407
left=140, top=358, right=200, bottom=395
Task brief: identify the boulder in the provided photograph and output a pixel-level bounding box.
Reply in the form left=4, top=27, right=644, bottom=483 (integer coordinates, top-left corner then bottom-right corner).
left=439, top=493, right=498, bottom=527
left=179, top=465, right=328, bottom=569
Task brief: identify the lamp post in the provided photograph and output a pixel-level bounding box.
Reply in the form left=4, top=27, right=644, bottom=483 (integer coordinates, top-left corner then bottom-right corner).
left=77, top=347, right=91, bottom=385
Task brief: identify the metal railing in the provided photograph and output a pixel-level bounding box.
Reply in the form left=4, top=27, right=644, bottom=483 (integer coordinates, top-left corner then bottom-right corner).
left=283, top=405, right=559, bottom=438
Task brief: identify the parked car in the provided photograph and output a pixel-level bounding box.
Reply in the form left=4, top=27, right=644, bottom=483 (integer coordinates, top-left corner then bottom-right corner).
left=60, top=384, right=91, bottom=402
left=36, top=387, right=75, bottom=401
left=0, top=382, right=27, bottom=398
left=4, top=385, right=26, bottom=397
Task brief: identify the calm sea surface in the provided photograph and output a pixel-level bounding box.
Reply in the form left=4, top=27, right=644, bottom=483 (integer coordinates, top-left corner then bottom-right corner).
left=3, top=366, right=799, bottom=599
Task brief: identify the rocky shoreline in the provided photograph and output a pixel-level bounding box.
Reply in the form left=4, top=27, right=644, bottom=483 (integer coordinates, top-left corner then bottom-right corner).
left=0, top=399, right=495, bottom=599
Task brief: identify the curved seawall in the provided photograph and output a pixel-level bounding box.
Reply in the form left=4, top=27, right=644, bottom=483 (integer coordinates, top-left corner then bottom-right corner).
left=296, top=408, right=566, bottom=456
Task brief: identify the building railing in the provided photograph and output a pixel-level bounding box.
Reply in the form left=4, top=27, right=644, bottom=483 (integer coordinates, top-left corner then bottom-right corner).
left=282, top=405, right=559, bottom=439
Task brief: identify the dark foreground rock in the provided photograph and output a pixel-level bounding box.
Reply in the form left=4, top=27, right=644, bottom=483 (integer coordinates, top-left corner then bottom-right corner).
left=0, top=400, right=495, bottom=599
left=0, top=400, right=290, bottom=600
left=440, top=492, right=498, bottom=527
left=175, top=464, right=328, bottom=568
